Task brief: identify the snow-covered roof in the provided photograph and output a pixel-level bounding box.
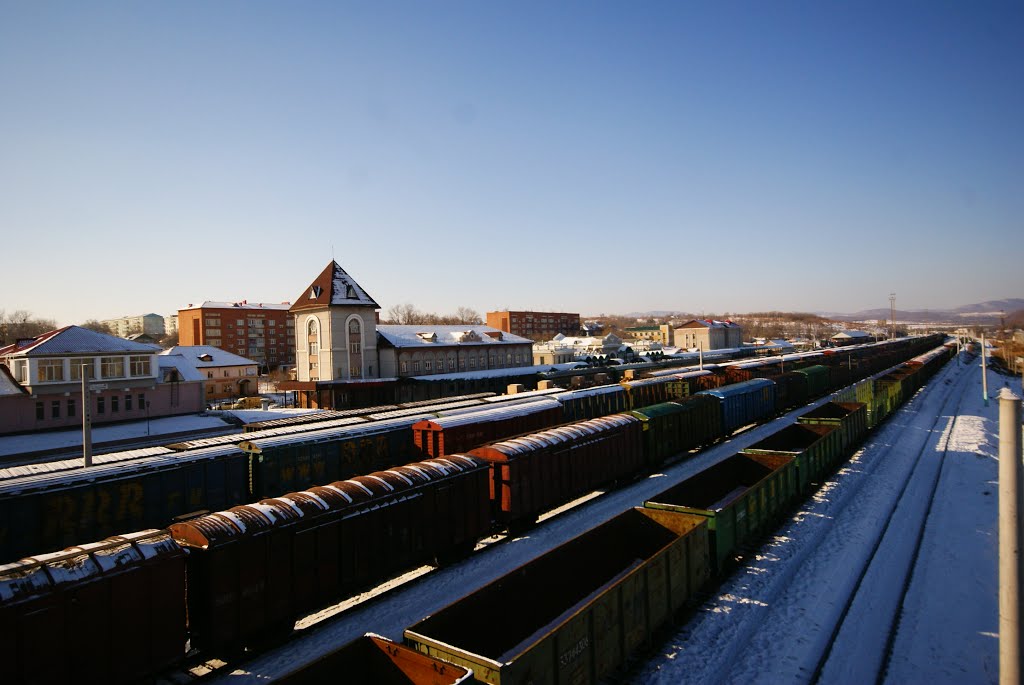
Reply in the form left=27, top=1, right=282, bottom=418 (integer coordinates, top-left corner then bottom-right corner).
left=0, top=365, right=27, bottom=396
left=180, top=301, right=292, bottom=311
left=156, top=353, right=206, bottom=382
left=161, top=346, right=258, bottom=368
left=290, top=261, right=379, bottom=313
left=377, top=325, right=531, bottom=348
left=833, top=330, right=871, bottom=339
left=0, top=326, right=161, bottom=357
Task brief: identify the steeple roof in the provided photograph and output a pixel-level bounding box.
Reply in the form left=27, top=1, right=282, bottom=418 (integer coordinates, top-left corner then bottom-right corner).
left=290, top=261, right=379, bottom=313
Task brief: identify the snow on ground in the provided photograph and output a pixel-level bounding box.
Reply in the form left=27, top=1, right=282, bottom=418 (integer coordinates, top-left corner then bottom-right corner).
left=212, top=353, right=1007, bottom=684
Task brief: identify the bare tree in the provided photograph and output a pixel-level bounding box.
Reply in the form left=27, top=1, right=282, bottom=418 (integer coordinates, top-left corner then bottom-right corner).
left=80, top=320, right=114, bottom=334
left=0, top=310, right=57, bottom=346
left=453, top=307, right=482, bottom=325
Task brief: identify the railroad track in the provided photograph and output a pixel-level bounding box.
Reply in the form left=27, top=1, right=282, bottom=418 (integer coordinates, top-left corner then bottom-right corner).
left=622, top=353, right=972, bottom=684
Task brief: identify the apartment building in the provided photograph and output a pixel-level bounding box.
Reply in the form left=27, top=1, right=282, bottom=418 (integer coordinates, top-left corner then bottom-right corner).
left=486, top=310, right=581, bottom=341
left=177, top=301, right=295, bottom=369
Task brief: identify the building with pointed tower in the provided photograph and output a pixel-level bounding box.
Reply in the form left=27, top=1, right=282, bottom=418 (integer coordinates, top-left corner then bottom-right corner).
left=281, top=261, right=535, bottom=409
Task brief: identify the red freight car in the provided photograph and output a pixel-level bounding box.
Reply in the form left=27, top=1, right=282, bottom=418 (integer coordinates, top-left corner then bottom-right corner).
left=467, top=413, right=645, bottom=529
left=412, top=399, right=564, bottom=458
left=170, top=455, right=490, bottom=655
left=0, top=530, right=186, bottom=685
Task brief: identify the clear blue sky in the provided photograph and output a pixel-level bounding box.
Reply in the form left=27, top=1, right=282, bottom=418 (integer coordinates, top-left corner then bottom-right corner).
left=1, top=2, right=1021, bottom=326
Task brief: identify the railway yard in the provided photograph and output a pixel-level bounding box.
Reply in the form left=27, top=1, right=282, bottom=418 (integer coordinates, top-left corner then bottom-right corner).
left=200, top=349, right=999, bottom=685
left=0, top=338, right=1006, bottom=684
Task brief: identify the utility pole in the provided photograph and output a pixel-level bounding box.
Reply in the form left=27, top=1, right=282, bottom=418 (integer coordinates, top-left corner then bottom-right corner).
left=889, top=292, right=896, bottom=341
left=984, top=333, right=990, bottom=406
left=81, top=363, right=92, bottom=467
left=999, top=387, right=1022, bottom=685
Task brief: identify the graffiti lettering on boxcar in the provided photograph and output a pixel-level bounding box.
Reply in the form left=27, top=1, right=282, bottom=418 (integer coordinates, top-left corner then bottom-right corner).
left=342, top=440, right=359, bottom=467
left=114, top=482, right=145, bottom=524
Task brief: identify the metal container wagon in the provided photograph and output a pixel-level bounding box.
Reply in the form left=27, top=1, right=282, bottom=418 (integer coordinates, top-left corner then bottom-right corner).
left=0, top=444, right=248, bottom=564
left=467, top=414, right=645, bottom=529
left=793, top=364, right=831, bottom=398
left=740, top=423, right=844, bottom=494
left=0, top=530, right=186, bottom=685
left=644, top=452, right=797, bottom=572
left=696, top=378, right=777, bottom=434
left=551, top=384, right=629, bottom=422
left=404, top=507, right=710, bottom=685
left=619, top=375, right=687, bottom=410
left=628, top=395, right=721, bottom=466
left=276, top=633, right=473, bottom=684
left=412, top=399, right=564, bottom=458
left=171, top=455, right=490, bottom=654
left=239, top=415, right=433, bottom=499
left=796, top=401, right=868, bottom=456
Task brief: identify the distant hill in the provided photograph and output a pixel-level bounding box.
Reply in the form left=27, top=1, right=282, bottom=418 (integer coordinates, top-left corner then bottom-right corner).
left=615, top=299, right=1023, bottom=325
left=833, top=298, right=1024, bottom=324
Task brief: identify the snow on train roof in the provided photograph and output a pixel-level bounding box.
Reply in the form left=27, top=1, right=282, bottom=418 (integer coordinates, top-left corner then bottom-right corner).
left=166, top=415, right=369, bottom=450
left=239, top=414, right=435, bottom=452
left=0, top=445, right=175, bottom=482
left=414, top=399, right=561, bottom=429
left=475, top=413, right=637, bottom=456
left=0, top=444, right=245, bottom=496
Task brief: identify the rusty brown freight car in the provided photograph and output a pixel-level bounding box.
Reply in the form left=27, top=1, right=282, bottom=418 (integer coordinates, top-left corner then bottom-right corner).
left=0, top=530, right=186, bottom=685
left=170, top=455, right=491, bottom=655
left=467, top=413, right=645, bottom=529
left=412, top=399, right=564, bottom=458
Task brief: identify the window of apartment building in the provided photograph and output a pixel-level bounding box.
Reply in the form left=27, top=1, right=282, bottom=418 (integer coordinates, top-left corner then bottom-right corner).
left=36, top=401, right=44, bottom=420
left=125, top=395, right=133, bottom=411
left=459, top=358, right=466, bottom=371
left=207, top=371, right=213, bottom=379
left=138, top=394, right=146, bottom=410
left=468, top=357, right=476, bottom=369
left=413, top=360, right=420, bottom=373
left=424, top=360, right=432, bottom=372
left=51, top=401, right=60, bottom=419
left=269, top=320, right=276, bottom=327
left=489, top=354, right=496, bottom=367
left=129, top=356, right=151, bottom=377
left=37, top=359, right=64, bottom=382
left=448, top=358, right=456, bottom=371
left=97, top=397, right=105, bottom=414
left=400, top=361, right=408, bottom=374
left=436, top=357, right=444, bottom=372
left=205, top=327, right=221, bottom=337
left=67, top=398, right=75, bottom=417
left=506, top=353, right=513, bottom=365
left=111, top=396, right=119, bottom=412
left=350, top=364, right=361, bottom=378
left=236, top=319, right=244, bottom=326
left=100, top=356, right=125, bottom=378
left=208, top=339, right=222, bottom=347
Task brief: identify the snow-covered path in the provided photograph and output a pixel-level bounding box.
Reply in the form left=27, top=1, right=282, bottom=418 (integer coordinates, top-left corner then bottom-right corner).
left=212, top=355, right=1005, bottom=684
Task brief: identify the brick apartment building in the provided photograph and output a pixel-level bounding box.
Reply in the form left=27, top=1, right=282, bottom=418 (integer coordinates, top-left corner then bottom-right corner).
left=486, top=310, right=581, bottom=342
left=177, top=301, right=295, bottom=370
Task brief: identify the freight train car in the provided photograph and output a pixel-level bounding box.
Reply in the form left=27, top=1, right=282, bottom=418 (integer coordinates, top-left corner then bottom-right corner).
left=170, top=455, right=490, bottom=654
left=696, top=378, right=778, bottom=434
left=0, top=445, right=248, bottom=564
left=0, top=530, right=186, bottom=685
left=644, top=452, right=798, bottom=572
left=412, top=400, right=564, bottom=458
left=404, top=507, right=711, bottom=685
left=466, top=414, right=645, bottom=529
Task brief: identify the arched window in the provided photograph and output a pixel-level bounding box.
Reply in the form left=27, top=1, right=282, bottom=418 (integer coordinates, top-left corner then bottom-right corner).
left=307, top=317, right=319, bottom=356
left=348, top=317, right=363, bottom=378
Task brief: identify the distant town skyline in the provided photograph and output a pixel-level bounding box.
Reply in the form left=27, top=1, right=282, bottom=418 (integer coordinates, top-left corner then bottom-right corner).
left=2, top=3, right=1021, bottom=327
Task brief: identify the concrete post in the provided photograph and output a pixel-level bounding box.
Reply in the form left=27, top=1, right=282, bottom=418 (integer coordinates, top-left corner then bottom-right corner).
left=81, top=364, right=92, bottom=467
left=1000, top=388, right=1023, bottom=685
